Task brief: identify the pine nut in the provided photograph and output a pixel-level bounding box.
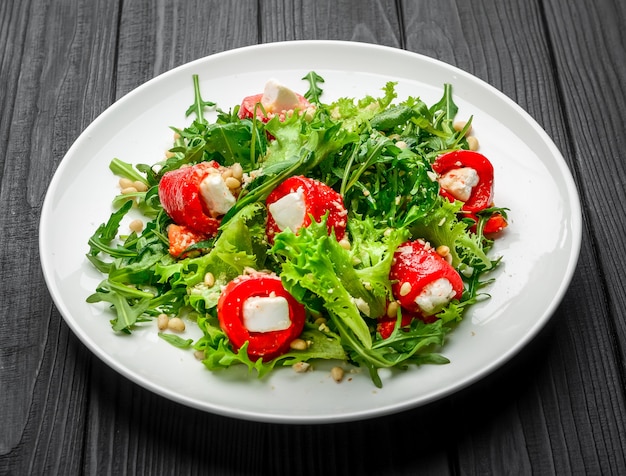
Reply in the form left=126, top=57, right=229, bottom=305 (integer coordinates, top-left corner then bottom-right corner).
left=453, top=121, right=472, bottom=135
left=436, top=245, right=450, bottom=257
left=167, top=317, right=185, bottom=332
left=194, top=350, right=206, bottom=360
left=467, top=136, right=479, bottom=151
left=290, top=339, right=308, bottom=351
left=293, top=362, right=311, bottom=373
left=119, top=178, right=134, bottom=189
left=399, top=282, right=412, bottom=297
left=395, top=140, right=408, bottom=149
left=157, top=313, right=169, bottom=330
left=129, top=219, right=143, bottom=233
left=133, top=180, right=148, bottom=192
left=386, top=300, right=400, bottom=318
left=221, top=168, right=233, bottom=179
left=121, top=186, right=138, bottom=195
left=204, top=272, right=215, bottom=287
left=338, top=238, right=351, bottom=250
left=224, top=177, right=241, bottom=189
left=314, top=317, right=327, bottom=327
left=231, top=163, right=243, bottom=180
left=330, top=366, right=344, bottom=382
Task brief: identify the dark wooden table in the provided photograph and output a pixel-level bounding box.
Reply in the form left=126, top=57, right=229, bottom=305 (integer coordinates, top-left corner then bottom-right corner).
left=2, top=0, right=625, bottom=474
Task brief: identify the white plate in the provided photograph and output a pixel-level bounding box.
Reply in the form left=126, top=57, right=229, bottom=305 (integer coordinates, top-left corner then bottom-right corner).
left=39, top=40, right=581, bottom=423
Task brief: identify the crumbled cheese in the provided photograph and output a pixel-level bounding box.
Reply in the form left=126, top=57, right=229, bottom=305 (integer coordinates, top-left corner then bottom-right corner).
left=243, top=295, right=291, bottom=332
left=199, top=173, right=236, bottom=216
left=438, top=167, right=479, bottom=201
left=261, top=79, right=300, bottom=113
left=415, top=278, right=456, bottom=315
left=268, top=187, right=306, bottom=231
left=352, top=297, right=371, bottom=317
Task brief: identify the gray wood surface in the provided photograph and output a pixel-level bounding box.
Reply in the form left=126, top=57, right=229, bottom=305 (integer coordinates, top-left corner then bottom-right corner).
left=1, top=0, right=625, bottom=474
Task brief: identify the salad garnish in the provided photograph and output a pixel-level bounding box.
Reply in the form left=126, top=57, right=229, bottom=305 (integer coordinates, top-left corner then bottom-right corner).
left=86, top=73, right=508, bottom=388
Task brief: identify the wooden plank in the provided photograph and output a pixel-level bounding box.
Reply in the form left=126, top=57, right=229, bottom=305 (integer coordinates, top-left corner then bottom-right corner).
left=0, top=0, right=120, bottom=474
left=2, top=0, right=623, bottom=473
left=543, top=0, right=626, bottom=341
left=258, top=0, right=402, bottom=46
left=399, top=0, right=626, bottom=474
left=114, top=0, right=259, bottom=98
left=541, top=0, right=626, bottom=470
left=79, top=2, right=452, bottom=475
left=79, top=2, right=268, bottom=475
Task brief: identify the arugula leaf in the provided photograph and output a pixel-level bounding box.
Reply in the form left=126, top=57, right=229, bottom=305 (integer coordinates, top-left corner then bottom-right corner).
left=302, top=71, right=325, bottom=104
left=86, top=200, right=135, bottom=269
left=159, top=333, right=194, bottom=349
left=185, top=74, right=216, bottom=122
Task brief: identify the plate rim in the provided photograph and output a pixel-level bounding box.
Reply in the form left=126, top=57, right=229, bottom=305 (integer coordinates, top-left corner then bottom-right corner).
left=39, top=39, right=582, bottom=424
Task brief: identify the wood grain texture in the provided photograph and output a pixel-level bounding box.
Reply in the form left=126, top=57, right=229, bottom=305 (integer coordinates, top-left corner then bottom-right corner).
left=2, top=0, right=626, bottom=474
left=259, top=0, right=402, bottom=46
left=0, top=1, right=118, bottom=471
left=544, top=0, right=626, bottom=341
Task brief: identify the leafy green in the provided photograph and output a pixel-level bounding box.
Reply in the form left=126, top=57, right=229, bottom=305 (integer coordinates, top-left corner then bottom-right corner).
left=302, top=71, right=325, bottom=104
left=85, top=72, right=507, bottom=387
left=159, top=333, right=194, bottom=349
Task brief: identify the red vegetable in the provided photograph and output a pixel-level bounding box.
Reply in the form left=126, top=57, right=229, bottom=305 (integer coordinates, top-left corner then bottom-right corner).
left=238, top=92, right=313, bottom=122
left=166, top=224, right=208, bottom=258
left=376, top=310, right=414, bottom=340
left=389, top=240, right=464, bottom=316
left=433, top=149, right=507, bottom=234
left=217, top=273, right=306, bottom=361
left=432, top=150, right=494, bottom=213
left=265, top=175, right=347, bottom=243
left=158, top=161, right=223, bottom=236
left=483, top=212, right=508, bottom=234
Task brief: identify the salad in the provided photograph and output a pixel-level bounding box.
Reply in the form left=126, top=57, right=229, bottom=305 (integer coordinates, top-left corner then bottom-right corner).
left=86, top=73, right=508, bottom=388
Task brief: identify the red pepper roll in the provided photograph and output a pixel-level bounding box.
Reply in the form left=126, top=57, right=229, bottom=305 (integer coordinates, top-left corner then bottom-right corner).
left=390, top=240, right=464, bottom=316
left=432, top=150, right=494, bottom=213
left=217, top=272, right=306, bottom=361
left=265, top=176, right=347, bottom=243
left=158, top=161, right=226, bottom=236
left=238, top=79, right=314, bottom=122
left=166, top=224, right=208, bottom=258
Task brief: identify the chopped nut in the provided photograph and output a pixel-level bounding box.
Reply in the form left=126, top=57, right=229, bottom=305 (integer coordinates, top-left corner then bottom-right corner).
left=290, top=339, right=308, bottom=351
left=129, top=219, right=143, bottom=233
left=167, top=317, right=185, bottom=332
left=293, top=362, right=311, bottom=373
left=330, top=366, right=344, bottom=382
left=399, top=282, right=412, bottom=297
left=204, top=272, right=215, bottom=287
left=157, top=313, right=169, bottom=331
left=467, top=136, right=479, bottom=151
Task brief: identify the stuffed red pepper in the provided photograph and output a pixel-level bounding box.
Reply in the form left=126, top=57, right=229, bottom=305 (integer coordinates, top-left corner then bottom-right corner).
left=389, top=240, right=464, bottom=317
left=432, top=149, right=507, bottom=234
left=238, top=79, right=314, bottom=122
left=217, top=272, right=306, bottom=361
left=265, top=175, right=347, bottom=243
left=158, top=161, right=243, bottom=255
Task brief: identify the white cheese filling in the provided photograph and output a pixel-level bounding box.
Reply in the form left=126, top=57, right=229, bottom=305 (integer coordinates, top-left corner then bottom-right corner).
left=243, top=295, right=292, bottom=333
left=261, top=79, right=300, bottom=113
left=268, top=187, right=306, bottom=232
left=199, top=173, right=236, bottom=216
left=438, top=167, right=479, bottom=202
left=415, top=278, right=456, bottom=315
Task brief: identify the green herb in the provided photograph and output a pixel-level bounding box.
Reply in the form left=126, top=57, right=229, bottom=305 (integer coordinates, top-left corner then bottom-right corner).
left=86, top=73, right=505, bottom=387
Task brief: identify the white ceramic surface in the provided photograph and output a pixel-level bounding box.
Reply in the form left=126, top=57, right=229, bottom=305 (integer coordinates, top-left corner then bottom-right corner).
left=39, top=40, right=582, bottom=424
